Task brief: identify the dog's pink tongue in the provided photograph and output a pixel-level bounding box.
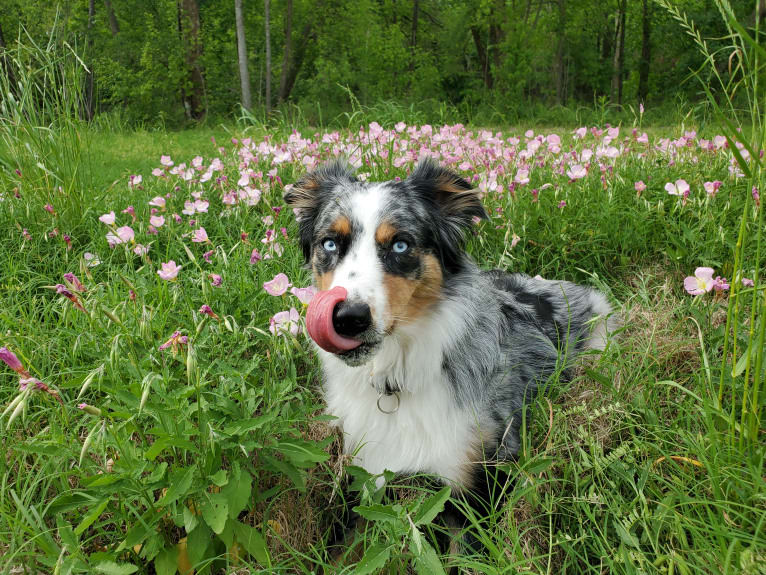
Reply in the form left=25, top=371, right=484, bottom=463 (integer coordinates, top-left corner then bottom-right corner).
left=306, top=286, right=363, bottom=353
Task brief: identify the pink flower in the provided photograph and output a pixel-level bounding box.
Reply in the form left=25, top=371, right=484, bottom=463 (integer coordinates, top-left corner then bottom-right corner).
left=203, top=250, right=214, bottom=263
left=160, top=155, right=174, bottom=167
left=634, top=181, right=646, bottom=193
left=250, top=249, right=262, bottom=264
left=703, top=181, right=722, bottom=196
left=269, top=308, right=300, bottom=336
left=157, top=260, right=182, bottom=281
left=106, top=226, right=135, bottom=246
left=194, top=199, right=209, bottom=213
left=22, top=229, right=32, bottom=241
left=209, top=273, right=223, bottom=287
left=199, top=304, right=219, bottom=320
left=741, top=277, right=755, bottom=288
left=665, top=179, right=690, bottom=197
left=558, top=200, right=567, bottom=209
left=158, top=330, right=188, bottom=354
left=83, top=252, right=100, bottom=267
left=99, top=211, right=116, bottom=225
left=0, top=347, right=29, bottom=376
left=753, top=187, right=761, bottom=207
left=128, top=174, right=143, bottom=188
left=55, top=284, right=87, bottom=312
left=712, top=276, right=730, bottom=292
left=192, top=227, right=209, bottom=243
left=133, top=244, right=150, bottom=256
left=63, top=273, right=85, bottom=293
left=122, top=206, right=136, bottom=221
left=290, top=286, right=317, bottom=305
left=44, top=203, right=55, bottom=214
left=263, top=273, right=291, bottom=296
left=63, top=235, right=72, bottom=250
left=566, top=164, right=587, bottom=180
left=150, top=215, right=165, bottom=228
left=149, top=196, right=166, bottom=208
left=684, top=267, right=716, bottom=295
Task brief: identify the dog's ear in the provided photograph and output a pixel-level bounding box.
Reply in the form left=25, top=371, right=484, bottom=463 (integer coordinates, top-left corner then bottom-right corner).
left=406, top=158, right=487, bottom=273
left=284, top=158, right=357, bottom=262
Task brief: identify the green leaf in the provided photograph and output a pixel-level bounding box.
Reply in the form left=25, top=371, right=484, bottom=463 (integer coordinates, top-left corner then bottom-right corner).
left=354, top=503, right=401, bottom=524
left=187, top=522, right=212, bottom=567
left=262, top=454, right=306, bottom=492
left=614, top=520, right=640, bottom=548
left=353, top=543, right=390, bottom=574
left=93, top=561, right=139, bottom=575
left=153, top=546, right=177, bottom=575
left=413, top=487, right=450, bottom=526
left=733, top=341, right=753, bottom=378
left=56, top=515, right=78, bottom=550
left=74, top=498, right=109, bottom=536
left=413, top=541, right=446, bottom=575
left=233, top=521, right=270, bottom=565
left=209, top=469, right=228, bottom=487
left=158, top=466, right=196, bottom=506
left=276, top=439, right=330, bottom=464
left=221, top=465, right=252, bottom=519
left=201, top=492, right=229, bottom=534
left=222, top=414, right=276, bottom=435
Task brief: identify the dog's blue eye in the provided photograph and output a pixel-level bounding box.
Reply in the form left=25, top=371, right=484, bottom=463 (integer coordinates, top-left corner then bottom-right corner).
left=323, top=239, right=337, bottom=252
left=392, top=240, right=409, bottom=253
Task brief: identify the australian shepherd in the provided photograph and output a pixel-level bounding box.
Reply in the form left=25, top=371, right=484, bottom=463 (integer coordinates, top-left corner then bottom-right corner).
left=284, top=158, right=616, bottom=545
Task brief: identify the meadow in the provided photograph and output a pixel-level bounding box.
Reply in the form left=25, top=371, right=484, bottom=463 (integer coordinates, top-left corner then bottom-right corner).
left=0, top=112, right=764, bottom=575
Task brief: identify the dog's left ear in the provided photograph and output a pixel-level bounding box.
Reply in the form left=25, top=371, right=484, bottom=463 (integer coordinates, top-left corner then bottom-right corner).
left=406, top=158, right=487, bottom=226
left=284, top=158, right=357, bottom=262
left=407, top=159, right=487, bottom=272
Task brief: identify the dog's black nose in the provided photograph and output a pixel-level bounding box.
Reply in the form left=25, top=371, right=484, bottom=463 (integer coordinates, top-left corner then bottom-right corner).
left=332, top=301, right=372, bottom=337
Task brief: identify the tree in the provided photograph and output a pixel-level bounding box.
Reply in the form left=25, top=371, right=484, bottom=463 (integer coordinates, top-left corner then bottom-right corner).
left=85, top=0, right=96, bottom=121
left=264, top=0, right=271, bottom=115
left=235, top=0, right=252, bottom=110
left=177, top=0, right=205, bottom=120
left=610, top=0, right=626, bottom=108
left=278, top=0, right=292, bottom=103
left=104, top=0, right=119, bottom=36
left=638, top=0, right=651, bottom=104
left=553, top=0, right=567, bottom=105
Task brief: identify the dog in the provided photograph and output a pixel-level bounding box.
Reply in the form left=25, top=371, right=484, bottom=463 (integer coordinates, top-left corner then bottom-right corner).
left=284, top=157, right=616, bottom=551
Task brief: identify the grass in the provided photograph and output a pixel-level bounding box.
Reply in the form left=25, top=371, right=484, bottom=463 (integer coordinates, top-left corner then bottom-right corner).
left=0, top=3, right=764, bottom=572
left=0, top=118, right=763, bottom=575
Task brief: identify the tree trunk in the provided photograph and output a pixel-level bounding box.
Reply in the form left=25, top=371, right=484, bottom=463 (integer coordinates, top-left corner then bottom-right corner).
left=264, top=0, right=271, bottom=115
left=278, top=0, right=292, bottom=103
left=235, top=0, right=252, bottom=110
left=610, top=0, right=626, bottom=108
left=178, top=0, right=205, bottom=120
left=489, top=0, right=505, bottom=79
left=85, top=0, right=96, bottom=121
left=104, top=0, right=119, bottom=36
left=280, top=19, right=315, bottom=102
left=553, top=0, right=566, bottom=105
left=638, top=0, right=650, bottom=104
left=471, top=26, right=493, bottom=90
left=410, top=0, right=419, bottom=73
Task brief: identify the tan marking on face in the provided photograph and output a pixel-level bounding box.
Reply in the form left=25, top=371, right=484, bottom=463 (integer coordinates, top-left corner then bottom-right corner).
left=313, top=261, right=335, bottom=291
left=374, top=221, right=397, bottom=245
left=383, top=254, right=443, bottom=330
left=330, top=215, right=352, bottom=237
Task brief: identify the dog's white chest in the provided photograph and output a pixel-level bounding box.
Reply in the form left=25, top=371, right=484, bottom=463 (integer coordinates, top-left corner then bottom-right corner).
left=323, top=365, right=478, bottom=486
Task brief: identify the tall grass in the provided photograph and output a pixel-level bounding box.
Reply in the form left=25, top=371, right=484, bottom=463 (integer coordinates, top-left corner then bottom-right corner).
left=0, top=17, right=92, bottom=230
left=657, top=0, right=765, bottom=452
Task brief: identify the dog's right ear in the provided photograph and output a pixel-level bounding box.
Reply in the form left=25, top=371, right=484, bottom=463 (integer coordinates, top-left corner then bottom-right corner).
left=283, top=158, right=357, bottom=262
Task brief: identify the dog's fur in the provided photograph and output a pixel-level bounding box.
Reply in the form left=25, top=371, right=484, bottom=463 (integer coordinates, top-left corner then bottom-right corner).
left=284, top=158, right=616, bottom=526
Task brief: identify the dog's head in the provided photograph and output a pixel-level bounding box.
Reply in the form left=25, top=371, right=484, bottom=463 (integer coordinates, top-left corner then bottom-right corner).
left=284, top=158, right=486, bottom=366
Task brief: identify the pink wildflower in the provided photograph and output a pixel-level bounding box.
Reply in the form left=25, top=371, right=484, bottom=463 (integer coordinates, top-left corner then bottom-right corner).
left=0, top=347, right=29, bottom=376
left=44, top=203, right=55, bottom=214
left=269, top=308, right=300, bottom=337
left=157, top=261, right=182, bottom=281
left=263, top=273, right=290, bottom=296
left=290, top=286, right=317, bottom=305
left=55, top=284, right=87, bottom=312
left=99, top=211, right=116, bottom=225
left=209, top=273, right=223, bottom=287
left=203, top=250, right=214, bottom=264
left=63, top=273, right=85, bottom=292
left=158, top=330, right=188, bottom=354
left=199, top=304, right=219, bottom=320
left=150, top=215, right=165, bottom=228
left=634, top=181, right=646, bottom=194
left=192, top=227, right=209, bottom=243
left=684, top=267, right=716, bottom=295
left=250, top=249, right=262, bottom=264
